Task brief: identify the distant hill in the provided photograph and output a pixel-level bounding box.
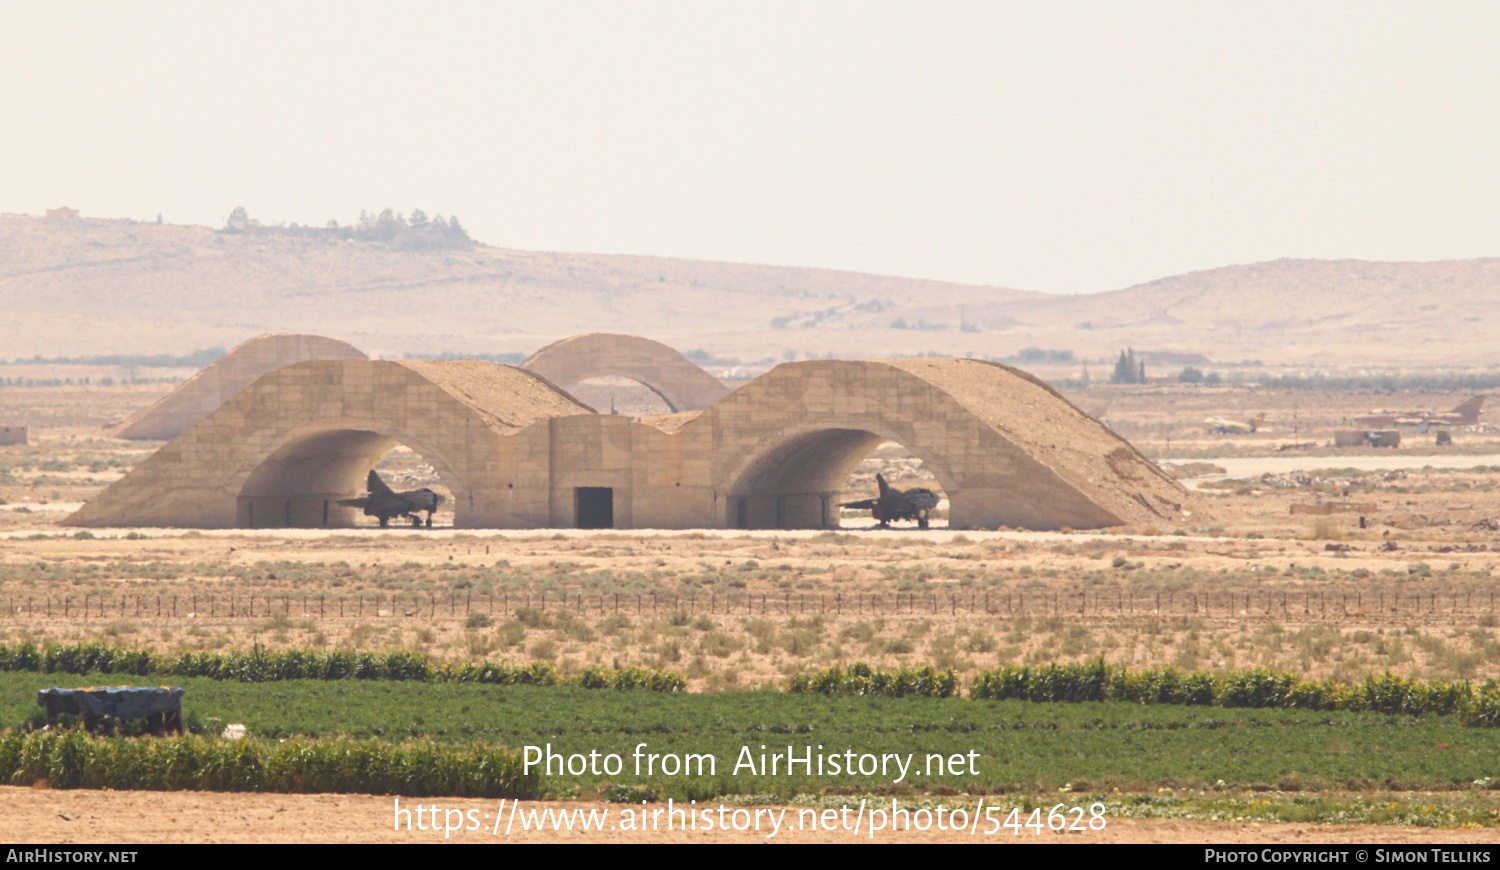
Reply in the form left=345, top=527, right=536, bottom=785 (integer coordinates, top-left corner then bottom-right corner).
left=999, top=258, right=1500, bottom=367
left=1, top=214, right=1495, bottom=367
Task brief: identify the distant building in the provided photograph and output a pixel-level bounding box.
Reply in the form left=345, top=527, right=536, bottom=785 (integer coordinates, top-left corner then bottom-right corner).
left=45, top=207, right=79, bottom=219
left=0, top=426, right=27, bottom=446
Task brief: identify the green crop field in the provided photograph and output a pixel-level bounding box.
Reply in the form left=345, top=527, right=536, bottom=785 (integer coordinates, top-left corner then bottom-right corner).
left=4, top=673, right=1497, bottom=800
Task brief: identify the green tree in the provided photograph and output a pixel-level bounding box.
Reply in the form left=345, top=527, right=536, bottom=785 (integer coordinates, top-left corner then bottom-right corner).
left=1111, top=348, right=1146, bottom=384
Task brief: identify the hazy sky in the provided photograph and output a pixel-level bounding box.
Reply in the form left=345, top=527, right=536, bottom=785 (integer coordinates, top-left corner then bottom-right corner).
left=3, top=2, right=1498, bottom=293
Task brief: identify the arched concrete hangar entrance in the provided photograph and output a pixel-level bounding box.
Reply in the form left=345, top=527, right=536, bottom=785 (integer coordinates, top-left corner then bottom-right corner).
left=706, top=359, right=1194, bottom=531
left=520, top=333, right=731, bottom=413
left=725, top=428, right=952, bottom=530
left=234, top=422, right=460, bottom=529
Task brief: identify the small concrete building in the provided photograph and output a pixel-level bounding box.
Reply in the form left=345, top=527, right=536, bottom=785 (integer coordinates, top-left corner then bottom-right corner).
left=67, top=357, right=1202, bottom=531
left=0, top=426, right=26, bottom=446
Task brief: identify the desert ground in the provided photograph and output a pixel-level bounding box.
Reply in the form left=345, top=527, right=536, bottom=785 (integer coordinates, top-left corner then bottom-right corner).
left=5, top=787, right=1499, bottom=845
left=5, top=381, right=1500, bottom=843
left=6, top=383, right=1500, bottom=688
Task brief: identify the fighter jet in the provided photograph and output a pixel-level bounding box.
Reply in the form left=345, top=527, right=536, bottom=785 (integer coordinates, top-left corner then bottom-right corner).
left=1204, top=413, right=1264, bottom=435
left=1355, top=397, right=1485, bottom=429
left=337, top=470, right=444, bottom=528
left=843, top=473, right=941, bottom=530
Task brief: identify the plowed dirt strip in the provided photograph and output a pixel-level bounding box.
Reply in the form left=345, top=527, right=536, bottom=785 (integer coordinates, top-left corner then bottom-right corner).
left=1, top=788, right=1496, bottom=844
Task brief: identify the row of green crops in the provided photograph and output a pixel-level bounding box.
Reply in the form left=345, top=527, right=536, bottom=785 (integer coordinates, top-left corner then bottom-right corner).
left=789, top=662, right=1500, bottom=725
left=0, top=642, right=684, bottom=691
left=967, top=663, right=1491, bottom=718
left=0, top=729, right=537, bottom=797
left=4, top=675, right=1499, bottom=798
left=785, top=664, right=961, bottom=698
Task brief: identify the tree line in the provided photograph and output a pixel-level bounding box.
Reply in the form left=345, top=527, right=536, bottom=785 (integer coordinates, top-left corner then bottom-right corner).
left=224, top=207, right=475, bottom=250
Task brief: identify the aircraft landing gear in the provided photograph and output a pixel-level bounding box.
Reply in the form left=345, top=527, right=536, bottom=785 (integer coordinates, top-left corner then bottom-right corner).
left=410, top=515, right=422, bottom=528
left=378, top=517, right=389, bottom=528
left=917, top=510, right=930, bottom=530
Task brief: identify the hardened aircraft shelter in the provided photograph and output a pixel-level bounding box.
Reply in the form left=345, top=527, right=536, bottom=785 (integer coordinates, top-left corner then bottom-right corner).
left=67, top=357, right=1201, bottom=531
left=519, top=333, right=730, bottom=412
left=114, top=334, right=368, bottom=440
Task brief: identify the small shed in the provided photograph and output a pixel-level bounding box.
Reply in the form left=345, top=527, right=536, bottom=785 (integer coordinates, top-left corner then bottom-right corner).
left=37, top=686, right=185, bottom=734
left=1333, top=429, right=1401, bottom=448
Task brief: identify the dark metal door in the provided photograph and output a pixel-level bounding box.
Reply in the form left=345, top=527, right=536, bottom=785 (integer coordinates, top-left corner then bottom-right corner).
left=575, top=487, right=614, bottom=529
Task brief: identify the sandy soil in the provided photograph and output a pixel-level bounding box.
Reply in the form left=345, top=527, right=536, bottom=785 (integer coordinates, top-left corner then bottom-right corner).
left=3, top=787, right=1496, bottom=844
left=6, top=481, right=1500, bottom=689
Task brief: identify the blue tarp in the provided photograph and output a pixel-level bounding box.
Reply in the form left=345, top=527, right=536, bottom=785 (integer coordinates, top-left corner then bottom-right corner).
left=37, top=686, right=185, bottom=719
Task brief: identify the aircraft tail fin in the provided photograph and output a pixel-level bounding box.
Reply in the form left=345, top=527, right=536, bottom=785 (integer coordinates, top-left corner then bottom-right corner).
left=366, top=469, right=395, bottom=496
left=1452, top=396, right=1485, bottom=420
left=875, top=473, right=891, bottom=497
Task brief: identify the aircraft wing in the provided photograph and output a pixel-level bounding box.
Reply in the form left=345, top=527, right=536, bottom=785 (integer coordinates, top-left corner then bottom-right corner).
left=903, top=490, right=940, bottom=510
